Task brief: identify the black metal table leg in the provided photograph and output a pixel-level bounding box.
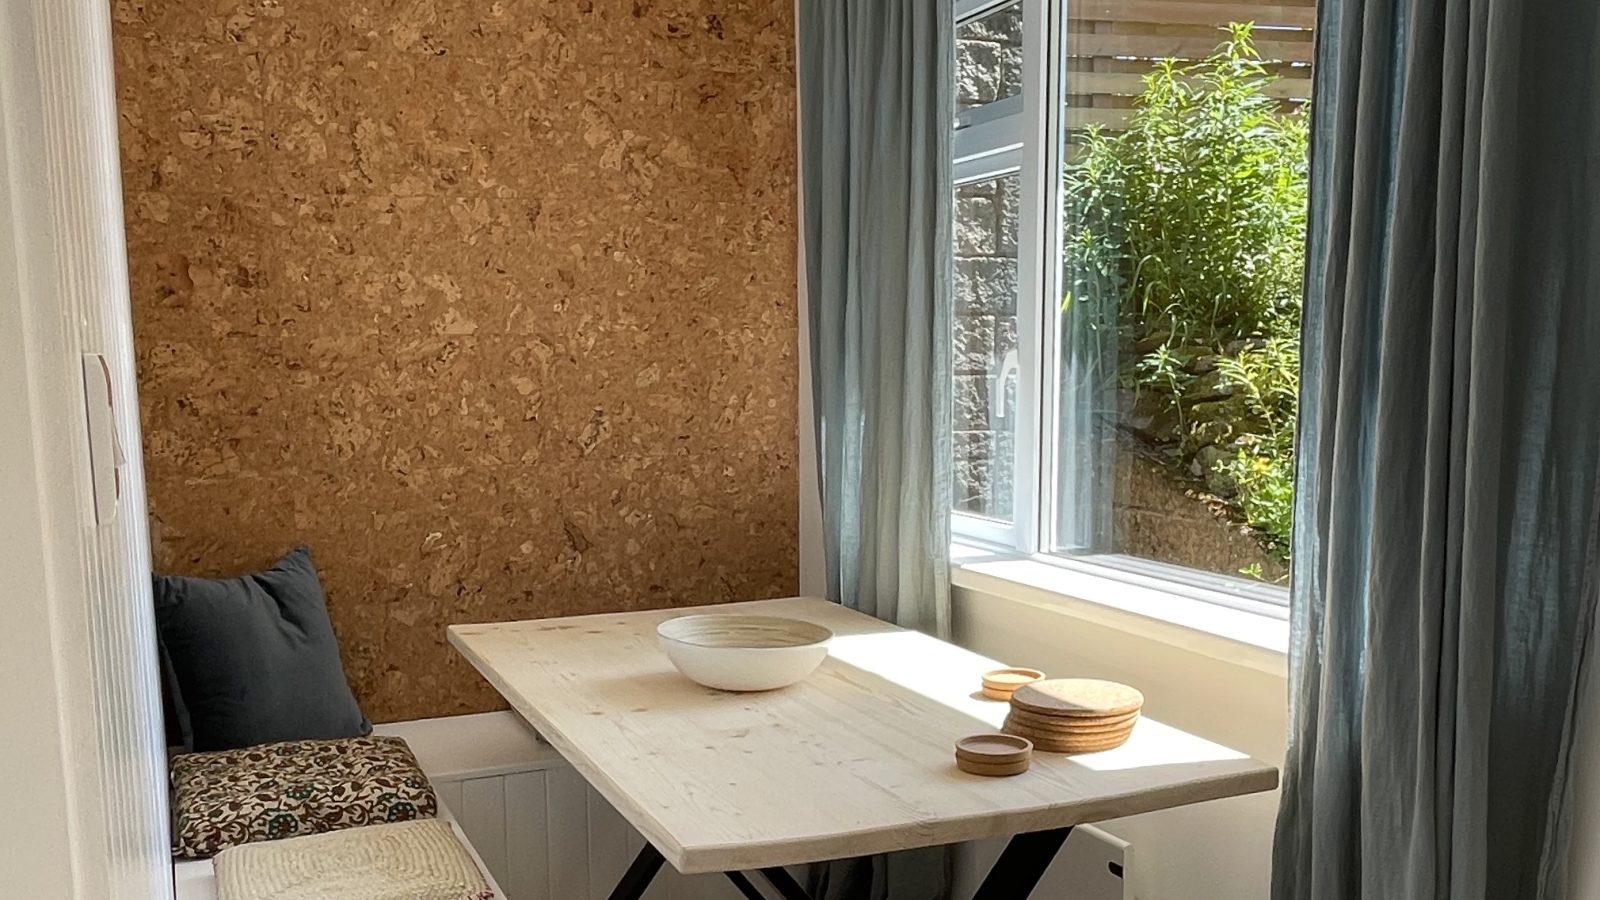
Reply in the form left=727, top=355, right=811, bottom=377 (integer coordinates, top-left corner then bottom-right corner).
left=662, top=827, right=1070, bottom=900
left=759, top=866, right=814, bottom=900
left=971, top=827, right=1074, bottom=900
left=726, top=871, right=772, bottom=900
left=606, top=844, right=666, bottom=900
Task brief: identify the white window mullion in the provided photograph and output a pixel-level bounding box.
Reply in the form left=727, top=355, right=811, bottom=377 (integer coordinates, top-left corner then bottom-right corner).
left=954, top=150, right=1022, bottom=187
left=953, top=113, right=1024, bottom=167
left=956, top=0, right=1016, bottom=21
left=1005, top=0, right=1048, bottom=556
left=1034, top=0, right=1071, bottom=554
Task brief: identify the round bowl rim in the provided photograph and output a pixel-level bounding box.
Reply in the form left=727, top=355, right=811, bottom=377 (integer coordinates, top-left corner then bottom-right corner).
left=656, top=613, right=833, bottom=650
left=955, top=732, right=1034, bottom=758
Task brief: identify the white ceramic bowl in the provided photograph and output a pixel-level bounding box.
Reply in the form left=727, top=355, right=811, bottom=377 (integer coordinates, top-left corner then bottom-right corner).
left=657, top=614, right=833, bottom=692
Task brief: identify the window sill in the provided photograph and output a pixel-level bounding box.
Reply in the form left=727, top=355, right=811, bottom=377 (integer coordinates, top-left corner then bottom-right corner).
left=950, top=544, right=1290, bottom=678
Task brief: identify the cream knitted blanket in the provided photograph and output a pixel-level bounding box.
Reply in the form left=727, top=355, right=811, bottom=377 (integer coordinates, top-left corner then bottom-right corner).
left=215, top=819, right=495, bottom=900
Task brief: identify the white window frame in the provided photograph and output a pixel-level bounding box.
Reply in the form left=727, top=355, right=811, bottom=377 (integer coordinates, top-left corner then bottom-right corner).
left=951, top=0, right=1046, bottom=552
left=950, top=0, right=1291, bottom=613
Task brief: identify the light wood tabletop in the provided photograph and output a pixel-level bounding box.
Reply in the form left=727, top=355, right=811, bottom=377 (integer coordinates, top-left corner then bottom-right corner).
left=448, top=597, right=1278, bottom=875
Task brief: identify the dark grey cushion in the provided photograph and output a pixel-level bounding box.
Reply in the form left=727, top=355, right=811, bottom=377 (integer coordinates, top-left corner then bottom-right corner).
left=153, top=546, right=370, bottom=752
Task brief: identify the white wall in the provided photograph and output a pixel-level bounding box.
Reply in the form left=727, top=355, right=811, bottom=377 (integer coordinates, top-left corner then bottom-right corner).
left=1561, top=612, right=1600, bottom=895
left=953, top=586, right=1286, bottom=900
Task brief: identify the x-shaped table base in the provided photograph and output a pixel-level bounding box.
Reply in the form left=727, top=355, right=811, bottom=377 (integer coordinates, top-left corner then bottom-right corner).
left=606, top=827, right=1075, bottom=900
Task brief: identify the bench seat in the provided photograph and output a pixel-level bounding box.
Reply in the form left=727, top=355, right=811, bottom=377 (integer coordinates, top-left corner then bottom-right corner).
left=171, top=712, right=542, bottom=900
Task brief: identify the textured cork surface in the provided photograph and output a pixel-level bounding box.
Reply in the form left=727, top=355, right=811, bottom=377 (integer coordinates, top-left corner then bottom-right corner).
left=113, top=0, right=799, bottom=722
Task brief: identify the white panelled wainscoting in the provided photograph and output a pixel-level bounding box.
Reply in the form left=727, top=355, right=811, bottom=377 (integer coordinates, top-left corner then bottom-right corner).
left=379, top=713, right=747, bottom=900
left=443, top=764, right=749, bottom=900
left=381, top=713, right=1130, bottom=900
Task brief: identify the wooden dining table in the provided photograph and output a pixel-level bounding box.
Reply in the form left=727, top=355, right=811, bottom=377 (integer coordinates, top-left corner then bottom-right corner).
left=448, top=596, right=1278, bottom=900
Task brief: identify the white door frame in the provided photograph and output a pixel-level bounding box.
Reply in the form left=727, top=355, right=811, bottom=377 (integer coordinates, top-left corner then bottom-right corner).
left=0, top=1, right=171, bottom=897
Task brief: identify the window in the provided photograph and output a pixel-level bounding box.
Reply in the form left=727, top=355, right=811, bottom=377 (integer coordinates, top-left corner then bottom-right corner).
left=951, top=0, right=1315, bottom=598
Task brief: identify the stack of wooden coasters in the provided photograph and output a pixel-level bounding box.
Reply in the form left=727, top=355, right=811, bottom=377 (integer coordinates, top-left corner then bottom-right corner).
left=954, top=733, right=1033, bottom=777
left=1002, top=678, right=1144, bottom=754
left=979, top=667, right=1045, bottom=701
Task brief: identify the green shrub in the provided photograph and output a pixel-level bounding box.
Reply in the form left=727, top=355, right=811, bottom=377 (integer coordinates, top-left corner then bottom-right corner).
left=1061, top=23, right=1308, bottom=568
left=1213, top=336, right=1298, bottom=559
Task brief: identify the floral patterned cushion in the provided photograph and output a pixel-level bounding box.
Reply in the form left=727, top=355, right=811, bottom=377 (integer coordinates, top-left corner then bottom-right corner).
left=170, top=735, right=437, bottom=859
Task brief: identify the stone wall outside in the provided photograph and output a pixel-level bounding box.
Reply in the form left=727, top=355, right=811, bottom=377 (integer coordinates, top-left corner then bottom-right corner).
left=954, top=175, right=1020, bottom=518
left=1113, top=451, right=1288, bottom=583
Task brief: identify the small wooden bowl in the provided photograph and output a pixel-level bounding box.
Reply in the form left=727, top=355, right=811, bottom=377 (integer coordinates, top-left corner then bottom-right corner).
left=954, top=733, right=1033, bottom=774
left=957, top=756, right=1031, bottom=777
left=980, top=667, right=1045, bottom=700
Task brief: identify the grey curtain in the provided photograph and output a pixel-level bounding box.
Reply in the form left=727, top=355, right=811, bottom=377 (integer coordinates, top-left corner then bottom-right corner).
left=797, top=2, right=954, bottom=898
left=1273, top=0, right=1600, bottom=897
left=798, top=0, right=954, bottom=641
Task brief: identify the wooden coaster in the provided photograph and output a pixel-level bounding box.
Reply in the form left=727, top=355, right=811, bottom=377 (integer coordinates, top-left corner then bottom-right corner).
left=1009, top=678, right=1144, bottom=718
left=1005, top=706, right=1139, bottom=731
left=1003, top=720, right=1134, bottom=754
left=1004, top=706, right=1140, bottom=735
left=1036, top=727, right=1133, bottom=753
left=980, top=667, right=1045, bottom=695
left=954, top=733, right=1032, bottom=765
left=1003, top=713, right=1137, bottom=742
left=955, top=756, right=1031, bottom=777
left=1025, top=731, right=1132, bottom=755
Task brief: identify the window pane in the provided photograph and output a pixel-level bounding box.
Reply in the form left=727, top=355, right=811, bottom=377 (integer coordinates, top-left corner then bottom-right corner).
left=1051, top=14, right=1314, bottom=585
left=954, top=172, right=1021, bottom=522
left=956, top=2, right=1023, bottom=114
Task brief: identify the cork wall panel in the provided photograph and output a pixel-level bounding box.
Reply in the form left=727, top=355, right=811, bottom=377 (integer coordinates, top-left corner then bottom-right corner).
left=113, top=0, right=799, bottom=722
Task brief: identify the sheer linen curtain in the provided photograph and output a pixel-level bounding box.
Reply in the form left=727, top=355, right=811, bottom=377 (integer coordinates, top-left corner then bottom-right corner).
left=797, top=0, right=954, bottom=640
left=1273, top=0, right=1600, bottom=897
left=797, top=1, right=954, bottom=898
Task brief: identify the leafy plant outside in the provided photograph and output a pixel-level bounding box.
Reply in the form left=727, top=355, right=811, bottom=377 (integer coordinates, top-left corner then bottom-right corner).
left=1061, top=24, right=1308, bottom=569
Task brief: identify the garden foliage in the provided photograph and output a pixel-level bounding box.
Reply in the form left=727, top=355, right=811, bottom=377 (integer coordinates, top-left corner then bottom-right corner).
left=1061, top=24, right=1309, bottom=566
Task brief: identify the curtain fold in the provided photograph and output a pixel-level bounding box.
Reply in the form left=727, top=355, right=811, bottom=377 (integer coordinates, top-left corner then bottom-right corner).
left=1273, top=0, right=1600, bottom=897
left=797, top=2, right=954, bottom=898
left=797, top=0, right=954, bottom=641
